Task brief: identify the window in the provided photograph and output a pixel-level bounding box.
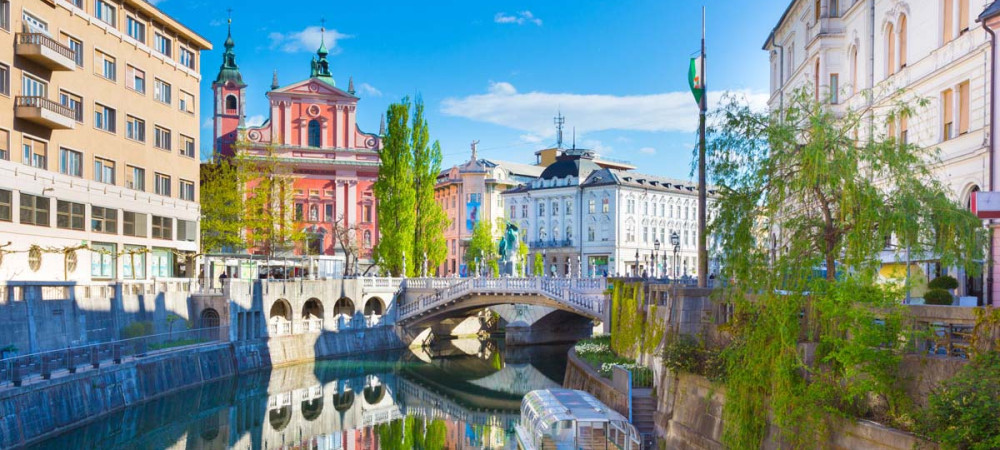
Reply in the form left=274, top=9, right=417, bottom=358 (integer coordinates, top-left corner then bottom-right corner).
left=154, top=32, right=171, bottom=57
left=22, top=74, right=46, bottom=97
left=127, top=165, right=145, bottom=191
left=588, top=199, right=595, bottom=214
left=295, top=203, right=303, bottom=221
left=179, top=90, right=194, bottom=113
left=94, top=103, right=116, bottom=132
left=180, top=135, right=195, bottom=158
left=325, top=204, right=334, bottom=222
left=19, top=193, right=49, bottom=227
left=566, top=200, right=573, bottom=215
left=154, top=79, right=171, bottom=104
left=154, top=173, right=171, bottom=196
left=538, top=202, right=545, bottom=216
left=898, top=15, right=907, bottom=69
left=179, top=47, right=194, bottom=69
left=942, top=88, right=954, bottom=140
left=958, top=0, right=969, bottom=33
left=22, top=11, right=46, bottom=32
left=127, top=65, right=145, bottom=93
left=510, top=205, right=516, bottom=218
left=65, top=35, right=83, bottom=67
left=602, top=198, right=610, bottom=213
left=56, top=200, right=84, bottom=230
left=154, top=126, right=171, bottom=150
left=521, top=204, right=527, bottom=217
left=364, top=204, right=373, bottom=222
left=901, top=115, right=909, bottom=145
left=151, top=216, right=172, bottom=239
left=59, top=91, right=83, bottom=122
left=958, top=81, right=970, bottom=135
left=122, top=244, right=145, bottom=279
left=829, top=0, right=839, bottom=17
left=225, top=95, right=237, bottom=112
left=126, top=116, right=145, bottom=142
left=94, top=0, right=116, bottom=26
left=22, top=137, right=46, bottom=169
left=126, top=16, right=145, bottom=43
left=588, top=226, right=595, bottom=242
left=94, top=157, right=115, bottom=184
left=0, top=189, right=9, bottom=221
left=0, top=0, right=7, bottom=31
left=0, top=129, right=7, bottom=160
left=850, top=46, right=858, bottom=95
left=90, top=242, right=115, bottom=279
left=95, top=50, right=115, bottom=81
left=59, top=148, right=82, bottom=177
left=886, top=23, right=895, bottom=76
left=829, top=73, right=839, bottom=104
left=91, top=206, right=117, bottom=233
left=0, top=63, right=8, bottom=96
left=179, top=180, right=195, bottom=201
left=944, top=0, right=954, bottom=44
left=177, top=220, right=196, bottom=242
left=124, top=211, right=147, bottom=237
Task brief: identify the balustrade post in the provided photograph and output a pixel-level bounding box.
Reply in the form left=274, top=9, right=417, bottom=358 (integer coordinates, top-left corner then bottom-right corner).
left=41, top=356, right=50, bottom=380
left=113, top=343, right=122, bottom=364
left=91, top=346, right=100, bottom=369
left=67, top=349, right=76, bottom=373
left=12, top=363, right=22, bottom=387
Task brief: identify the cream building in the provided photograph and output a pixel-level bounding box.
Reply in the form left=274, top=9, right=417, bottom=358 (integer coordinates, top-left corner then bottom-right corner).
left=0, top=0, right=210, bottom=281
left=764, top=0, right=991, bottom=302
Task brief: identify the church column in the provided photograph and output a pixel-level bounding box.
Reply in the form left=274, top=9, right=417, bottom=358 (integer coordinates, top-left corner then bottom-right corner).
left=347, top=181, right=358, bottom=226
left=336, top=181, right=346, bottom=223
left=283, top=102, right=292, bottom=145
left=347, top=106, right=356, bottom=148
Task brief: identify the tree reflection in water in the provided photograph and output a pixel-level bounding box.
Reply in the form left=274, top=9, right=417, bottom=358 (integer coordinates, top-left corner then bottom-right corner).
left=376, top=416, right=448, bottom=450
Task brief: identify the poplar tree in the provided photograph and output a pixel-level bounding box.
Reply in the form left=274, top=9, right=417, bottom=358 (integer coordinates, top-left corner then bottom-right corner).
left=374, top=98, right=416, bottom=276
left=411, top=98, right=448, bottom=276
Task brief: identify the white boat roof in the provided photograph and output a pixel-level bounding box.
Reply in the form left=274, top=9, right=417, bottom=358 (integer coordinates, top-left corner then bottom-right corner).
left=522, top=389, right=626, bottom=424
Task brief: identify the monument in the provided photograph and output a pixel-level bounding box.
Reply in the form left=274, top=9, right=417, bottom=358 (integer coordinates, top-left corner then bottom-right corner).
left=497, top=222, right=521, bottom=276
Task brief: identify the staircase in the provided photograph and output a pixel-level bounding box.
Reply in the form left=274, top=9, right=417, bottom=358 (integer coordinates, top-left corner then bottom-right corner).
left=632, top=388, right=657, bottom=449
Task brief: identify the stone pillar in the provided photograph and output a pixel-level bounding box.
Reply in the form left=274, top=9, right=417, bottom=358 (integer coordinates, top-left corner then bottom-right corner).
left=347, top=181, right=358, bottom=226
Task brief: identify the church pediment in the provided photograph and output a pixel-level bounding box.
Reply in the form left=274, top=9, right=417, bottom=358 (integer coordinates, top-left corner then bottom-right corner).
left=271, top=78, right=358, bottom=100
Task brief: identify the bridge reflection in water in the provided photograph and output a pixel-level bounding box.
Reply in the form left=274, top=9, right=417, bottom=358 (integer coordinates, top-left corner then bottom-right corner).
left=27, top=339, right=571, bottom=450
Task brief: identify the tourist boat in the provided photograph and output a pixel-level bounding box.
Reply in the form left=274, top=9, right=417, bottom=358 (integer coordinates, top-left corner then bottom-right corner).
left=514, top=388, right=641, bottom=450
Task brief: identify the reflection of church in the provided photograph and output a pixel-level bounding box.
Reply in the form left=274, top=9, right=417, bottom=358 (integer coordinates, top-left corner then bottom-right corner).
left=212, top=23, right=382, bottom=275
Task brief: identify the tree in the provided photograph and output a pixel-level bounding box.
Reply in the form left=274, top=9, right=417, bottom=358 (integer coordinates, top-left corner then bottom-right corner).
left=466, top=219, right=495, bottom=275
left=411, top=98, right=448, bottom=276
left=517, top=241, right=529, bottom=276
left=706, top=89, right=984, bottom=448
left=238, top=144, right=305, bottom=259
left=374, top=98, right=416, bottom=276
left=331, top=214, right=362, bottom=277
left=200, top=158, right=245, bottom=254
left=533, top=252, right=544, bottom=277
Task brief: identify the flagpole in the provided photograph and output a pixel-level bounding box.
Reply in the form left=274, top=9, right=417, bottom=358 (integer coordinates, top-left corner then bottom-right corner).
left=697, top=6, right=708, bottom=288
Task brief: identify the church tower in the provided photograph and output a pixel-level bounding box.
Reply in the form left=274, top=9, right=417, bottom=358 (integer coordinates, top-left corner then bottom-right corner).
left=212, top=17, right=246, bottom=159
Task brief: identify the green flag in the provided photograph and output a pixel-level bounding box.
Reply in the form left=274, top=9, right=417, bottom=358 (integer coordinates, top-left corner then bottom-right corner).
left=688, top=57, right=705, bottom=105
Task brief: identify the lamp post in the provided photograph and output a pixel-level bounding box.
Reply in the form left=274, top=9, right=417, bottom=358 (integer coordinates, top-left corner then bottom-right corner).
left=634, top=249, right=639, bottom=278
left=653, top=239, right=661, bottom=278
left=542, top=249, right=547, bottom=278
left=670, top=231, right=680, bottom=283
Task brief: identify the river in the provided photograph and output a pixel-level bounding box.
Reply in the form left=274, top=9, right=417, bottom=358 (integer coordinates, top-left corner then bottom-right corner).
left=27, top=339, right=572, bottom=449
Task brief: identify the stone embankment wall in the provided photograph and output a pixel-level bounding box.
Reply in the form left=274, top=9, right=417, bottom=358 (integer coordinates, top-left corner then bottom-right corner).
left=562, top=349, right=629, bottom=417
left=0, top=326, right=405, bottom=448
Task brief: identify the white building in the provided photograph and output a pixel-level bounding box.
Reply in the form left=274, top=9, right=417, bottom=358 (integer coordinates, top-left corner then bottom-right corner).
left=502, top=149, right=717, bottom=277
left=764, top=0, right=992, bottom=301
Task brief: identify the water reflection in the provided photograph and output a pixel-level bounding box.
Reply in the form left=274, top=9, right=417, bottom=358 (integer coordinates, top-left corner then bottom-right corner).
left=28, top=339, right=570, bottom=450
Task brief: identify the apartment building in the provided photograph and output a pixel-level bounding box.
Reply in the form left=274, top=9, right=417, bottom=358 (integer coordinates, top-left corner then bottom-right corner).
left=764, top=0, right=991, bottom=302
left=0, top=0, right=210, bottom=281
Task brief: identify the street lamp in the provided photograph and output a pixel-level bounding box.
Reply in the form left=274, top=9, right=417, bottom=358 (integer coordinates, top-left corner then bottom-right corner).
left=670, top=231, right=680, bottom=282
left=634, top=249, right=639, bottom=278
left=653, top=239, right=661, bottom=278
left=542, top=249, right=547, bottom=277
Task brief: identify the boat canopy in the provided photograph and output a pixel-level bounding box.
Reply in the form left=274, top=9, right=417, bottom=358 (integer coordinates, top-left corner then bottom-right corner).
left=518, top=389, right=640, bottom=450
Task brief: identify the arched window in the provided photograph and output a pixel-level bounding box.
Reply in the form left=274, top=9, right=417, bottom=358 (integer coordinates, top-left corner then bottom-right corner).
left=225, top=95, right=237, bottom=112
left=308, top=119, right=321, bottom=147
left=898, top=15, right=907, bottom=69
left=566, top=225, right=573, bottom=241
left=850, top=45, right=858, bottom=95
left=886, top=23, right=895, bottom=77
left=588, top=226, right=595, bottom=242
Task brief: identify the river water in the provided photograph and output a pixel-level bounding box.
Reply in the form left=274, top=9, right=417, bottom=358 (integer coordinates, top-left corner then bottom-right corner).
left=28, top=339, right=572, bottom=450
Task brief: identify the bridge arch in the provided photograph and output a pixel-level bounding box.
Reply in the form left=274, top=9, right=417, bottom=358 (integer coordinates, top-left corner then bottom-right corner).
left=332, top=390, right=355, bottom=412
left=334, top=297, right=355, bottom=318
left=364, top=296, right=385, bottom=316
left=303, top=298, right=324, bottom=319
left=200, top=308, right=220, bottom=328
left=301, top=397, right=323, bottom=421
left=268, top=406, right=292, bottom=431
left=270, top=299, right=292, bottom=321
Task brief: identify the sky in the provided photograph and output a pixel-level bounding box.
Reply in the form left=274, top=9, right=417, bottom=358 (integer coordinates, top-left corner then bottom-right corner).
left=152, top=0, right=789, bottom=181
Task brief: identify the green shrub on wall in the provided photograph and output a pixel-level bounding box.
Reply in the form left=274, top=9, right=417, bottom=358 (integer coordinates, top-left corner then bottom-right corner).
left=607, top=280, right=664, bottom=360
left=927, top=275, right=958, bottom=290
left=921, top=352, right=1000, bottom=449
left=923, top=289, right=953, bottom=305
left=122, top=321, right=153, bottom=339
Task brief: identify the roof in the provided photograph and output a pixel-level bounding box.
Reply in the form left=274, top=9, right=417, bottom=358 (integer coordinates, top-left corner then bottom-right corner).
left=582, top=168, right=718, bottom=195
left=979, top=1, right=1000, bottom=22
left=539, top=155, right=601, bottom=180
left=488, top=159, right=545, bottom=178
left=521, top=389, right=628, bottom=425
left=762, top=0, right=798, bottom=50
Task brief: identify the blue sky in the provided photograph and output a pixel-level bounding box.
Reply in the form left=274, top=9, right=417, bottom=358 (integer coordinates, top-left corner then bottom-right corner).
left=154, top=0, right=788, bottom=180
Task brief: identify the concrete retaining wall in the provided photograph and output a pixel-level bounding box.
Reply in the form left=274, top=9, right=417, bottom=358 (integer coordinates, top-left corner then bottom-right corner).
left=0, top=325, right=406, bottom=448
left=562, top=349, right=630, bottom=418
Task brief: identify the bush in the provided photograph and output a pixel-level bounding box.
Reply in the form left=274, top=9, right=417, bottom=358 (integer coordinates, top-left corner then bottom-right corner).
left=923, top=288, right=954, bottom=306
left=921, top=352, right=1000, bottom=449
left=121, top=321, right=153, bottom=339
left=662, top=334, right=726, bottom=382
left=928, top=275, right=959, bottom=290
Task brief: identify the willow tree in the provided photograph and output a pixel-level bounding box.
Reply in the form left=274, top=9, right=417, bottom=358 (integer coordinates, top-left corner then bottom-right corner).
left=707, top=89, right=984, bottom=448
left=374, top=98, right=416, bottom=276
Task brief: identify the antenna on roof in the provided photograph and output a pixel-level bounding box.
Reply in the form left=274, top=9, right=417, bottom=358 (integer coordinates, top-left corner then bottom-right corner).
left=471, top=140, right=479, bottom=161
left=572, top=127, right=576, bottom=150
left=554, top=111, right=565, bottom=149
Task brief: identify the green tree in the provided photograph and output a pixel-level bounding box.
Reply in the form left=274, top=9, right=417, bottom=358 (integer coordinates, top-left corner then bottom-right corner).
left=517, top=240, right=529, bottom=276
left=533, top=252, right=544, bottom=277
left=411, top=98, right=448, bottom=276
left=200, top=158, right=244, bottom=253
left=922, top=352, right=1000, bottom=449
left=706, top=89, right=984, bottom=448
left=238, top=144, right=305, bottom=258
left=466, top=219, right=495, bottom=275
left=374, top=98, right=416, bottom=276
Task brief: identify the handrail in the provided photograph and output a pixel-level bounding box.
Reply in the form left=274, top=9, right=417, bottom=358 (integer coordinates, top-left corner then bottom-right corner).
left=15, top=95, right=76, bottom=119
left=17, top=32, right=76, bottom=61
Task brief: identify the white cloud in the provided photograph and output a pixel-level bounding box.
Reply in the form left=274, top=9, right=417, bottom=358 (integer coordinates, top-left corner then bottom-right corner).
left=639, top=147, right=656, bottom=155
left=441, top=82, right=769, bottom=138
left=358, top=82, right=382, bottom=97
left=201, top=118, right=213, bottom=129
left=494, top=11, right=543, bottom=26
left=268, top=26, right=352, bottom=53
left=245, top=115, right=266, bottom=127
left=519, top=134, right=543, bottom=144
left=581, top=139, right=612, bottom=154
left=209, top=19, right=224, bottom=27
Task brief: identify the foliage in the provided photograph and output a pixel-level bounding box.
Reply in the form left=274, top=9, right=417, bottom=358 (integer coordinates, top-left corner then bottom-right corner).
left=411, top=98, right=449, bottom=275
left=921, top=352, right=1000, bottom=449
left=574, top=336, right=655, bottom=385
left=928, top=275, right=959, bottom=291
left=705, top=88, right=984, bottom=448
left=487, top=259, right=500, bottom=277
left=122, top=321, right=153, bottom=339
left=330, top=213, right=362, bottom=276
left=374, top=98, right=416, bottom=276
left=923, top=289, right=954, bottom=306
left=376, top=416, right=447, bottom=450
left=533, top=252, right=544, bottom=277
left=199, top=158, right=244, bottom=253
left=607, top=280, right=664, bottom=360
left=662, top=334, right=727, bottom=382
left=466, top=219, right=495, bottom=275
left=236, top=144, right=306, bottom=257
left=517, top=240, right=530, bottom=276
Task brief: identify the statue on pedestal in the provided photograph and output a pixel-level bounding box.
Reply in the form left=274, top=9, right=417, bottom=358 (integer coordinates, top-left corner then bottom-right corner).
left=497, top=222, right=520, bottom=276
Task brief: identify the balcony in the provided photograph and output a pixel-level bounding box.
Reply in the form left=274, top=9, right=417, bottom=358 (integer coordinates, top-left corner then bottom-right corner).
left=15, top=96, right=76, bottom=130
left=15, top=33, right=77, bottom=71
left=530, top=239, right=573, bottom=249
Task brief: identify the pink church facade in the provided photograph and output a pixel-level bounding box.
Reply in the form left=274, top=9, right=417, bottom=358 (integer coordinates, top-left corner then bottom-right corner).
left=212, top=26, right=381, bottom=274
